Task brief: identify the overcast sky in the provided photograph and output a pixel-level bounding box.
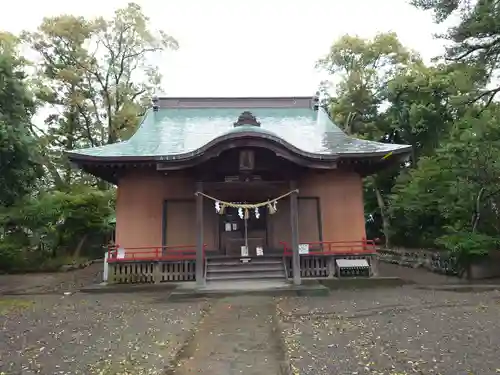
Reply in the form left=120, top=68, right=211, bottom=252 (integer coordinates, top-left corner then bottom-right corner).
left=0, top=0, right=448, bottom=97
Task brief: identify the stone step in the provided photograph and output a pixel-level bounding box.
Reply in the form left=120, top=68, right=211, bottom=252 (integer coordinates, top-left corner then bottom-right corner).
left=207, top=258, right=283, bottom=267
left=207, top=264, right=284, bottom=273
left=206, top=271, right=285, bottom=281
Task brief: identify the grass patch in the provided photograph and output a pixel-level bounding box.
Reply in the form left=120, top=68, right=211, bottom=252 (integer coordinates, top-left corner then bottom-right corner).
left=0, top=298, right=34, bottom=314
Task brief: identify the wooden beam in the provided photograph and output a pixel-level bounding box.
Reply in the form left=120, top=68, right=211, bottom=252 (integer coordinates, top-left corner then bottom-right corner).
left=290, top=180, right=301, bottom=285
left=196, top=182, right=205, bottom=286
left=202, top=180, right=287, bottom=190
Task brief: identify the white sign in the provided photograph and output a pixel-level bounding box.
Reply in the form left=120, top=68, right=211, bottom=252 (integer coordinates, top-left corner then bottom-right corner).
left=298, top=244, right=309, bottom=255
left=336, top=259, right=369, bottom=268
left=241, top=246, right=249, bottom=257
left=225, top=223, right=232, bottom=232
left=117, top=247, right=125, bottom=259
left=256, top=246, right=263, bottom=256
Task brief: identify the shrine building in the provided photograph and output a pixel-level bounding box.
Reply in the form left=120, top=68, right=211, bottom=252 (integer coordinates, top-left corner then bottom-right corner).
left=67, top=95, right=411, bottom=286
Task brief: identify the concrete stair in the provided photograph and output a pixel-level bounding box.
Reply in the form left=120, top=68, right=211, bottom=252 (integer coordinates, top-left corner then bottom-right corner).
left=206, top=257, right=286, bottom=282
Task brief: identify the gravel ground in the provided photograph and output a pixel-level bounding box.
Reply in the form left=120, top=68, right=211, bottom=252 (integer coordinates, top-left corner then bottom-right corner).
left=3, top=262, right=500, bottom=375
left=0, top=263, right=103, bottom=295
left=0, top=293, right=208, bottom=375
left=277, top=287, right=500, bottom=375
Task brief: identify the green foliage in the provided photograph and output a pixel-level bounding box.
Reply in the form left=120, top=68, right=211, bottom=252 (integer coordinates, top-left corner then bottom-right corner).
left=0, top=187, right=114, bottom=272
left=390, top=155, right=452, bottom=248
left=390, top=107, right=500, bottom=258
left=0, top=3, right=172, bottom=272
left=317, top=32, right=422, bottom=247
left=22, top=2, right=178, bottom=187
left=317, top=32, right=420, bottom=138
left=320, top=27, right=500, bottom=261
left=412, top=0, right=500, bottom=104
left=436, top=230, right=498, bottom=263
left=0, top=33, right=42, bottom=206
left=384, top=63, right=475, bottom=160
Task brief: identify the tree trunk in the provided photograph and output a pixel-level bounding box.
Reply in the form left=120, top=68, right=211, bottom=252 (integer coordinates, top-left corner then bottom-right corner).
left=471, top=187, right=485, bottom=232
left=374, top=181, right=391, bottom=248
left=72, top=233, right=88, bottom=259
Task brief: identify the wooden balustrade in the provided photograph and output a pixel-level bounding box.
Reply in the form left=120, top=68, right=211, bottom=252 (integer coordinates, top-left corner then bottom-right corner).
left=280, top=239, right=376, bottom=256
left=107, top=244, right=205, bottom=283
left=280, top=239, right=377, bottom=278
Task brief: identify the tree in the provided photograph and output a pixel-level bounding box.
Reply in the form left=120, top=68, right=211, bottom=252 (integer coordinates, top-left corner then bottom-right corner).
left=390, top=106, right=500, bottom=275
left=317, top=32, right=420, bottom=137
left=384, top=62, right=476, bottom=163
left=0, top=4, right=178, bottom=271
left=23, top=2, right=178, bottom=187
left=0, top=32, right=42, bottom=207
left=412, top=0, right=500, bottom=106
left=317, top=32, right=419, bottom=246
left=382, top=62, right=475, bottom=248
left=0, top=187, right=115, bottom=271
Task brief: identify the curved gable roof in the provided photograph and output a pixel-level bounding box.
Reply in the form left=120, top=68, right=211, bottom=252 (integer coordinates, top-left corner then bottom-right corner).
left=67, top=97, right=411, bottom=162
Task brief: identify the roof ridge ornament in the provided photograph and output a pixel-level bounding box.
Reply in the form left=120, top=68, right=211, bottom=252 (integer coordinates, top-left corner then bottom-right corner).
left=234, top=111, right=261, bottom=127
left=152, top=95, right=159, bottom=112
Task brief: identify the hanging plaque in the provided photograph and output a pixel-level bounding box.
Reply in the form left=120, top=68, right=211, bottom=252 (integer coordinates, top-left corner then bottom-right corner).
left=298, top=244, right=310, bottom=255
left=117, top=247, right=126, bottom=259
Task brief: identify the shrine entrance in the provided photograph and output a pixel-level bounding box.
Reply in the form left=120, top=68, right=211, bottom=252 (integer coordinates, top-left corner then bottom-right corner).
left=218, top=205, right=269, bottom=257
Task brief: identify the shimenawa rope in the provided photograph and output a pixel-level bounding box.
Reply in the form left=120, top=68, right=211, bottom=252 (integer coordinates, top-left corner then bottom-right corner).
left=194, top=189, right=299, bottom=216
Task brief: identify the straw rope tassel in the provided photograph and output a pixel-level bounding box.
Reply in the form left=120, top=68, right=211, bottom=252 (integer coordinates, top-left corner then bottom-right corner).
left=194, top=189, right=299, bottom=211
left=219, top=204, right=226, bottom=215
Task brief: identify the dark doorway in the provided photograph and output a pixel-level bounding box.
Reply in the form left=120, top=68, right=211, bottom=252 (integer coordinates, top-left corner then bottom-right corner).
left=219, top=206, right=268, bottom=256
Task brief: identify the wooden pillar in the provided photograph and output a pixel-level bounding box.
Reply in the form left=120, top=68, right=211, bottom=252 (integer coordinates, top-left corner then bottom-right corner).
left=196, top=182, right=205, bottom=287
left=290, top=181, right=301, bottom=285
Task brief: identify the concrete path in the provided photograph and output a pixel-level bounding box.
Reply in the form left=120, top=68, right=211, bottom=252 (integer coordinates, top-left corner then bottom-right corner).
left=171, top=296, right=285, bottom=375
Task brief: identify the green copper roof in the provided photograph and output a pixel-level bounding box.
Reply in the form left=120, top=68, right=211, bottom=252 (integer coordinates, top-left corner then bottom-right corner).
left=68, top=106, right=411, bottom=160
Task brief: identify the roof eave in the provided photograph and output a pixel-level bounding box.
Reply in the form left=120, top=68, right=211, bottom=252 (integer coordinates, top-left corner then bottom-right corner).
left=67, top=143, right=412, bottom=166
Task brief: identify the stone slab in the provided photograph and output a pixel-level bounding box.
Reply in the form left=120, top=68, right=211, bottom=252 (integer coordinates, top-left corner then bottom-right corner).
left=80, top=282, right=177, bottom=294
left=169, top=280, right=329, bottom=301
left=320, top=276, right=408, bottom=290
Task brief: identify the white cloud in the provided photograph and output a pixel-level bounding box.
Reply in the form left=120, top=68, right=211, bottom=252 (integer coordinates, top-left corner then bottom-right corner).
left=1, top=0, right=448, bottom=96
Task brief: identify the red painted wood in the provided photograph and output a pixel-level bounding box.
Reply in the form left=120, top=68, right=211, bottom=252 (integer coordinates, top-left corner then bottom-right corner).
left=279, top=239, right=376, bottom=256
left=107, top=244, right=206, bottom=263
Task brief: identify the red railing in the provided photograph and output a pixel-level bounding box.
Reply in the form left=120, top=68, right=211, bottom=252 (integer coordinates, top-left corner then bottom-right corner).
left=107, top=244, right=207, bottom=262
left=280, top=239, right=376, bottom=256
